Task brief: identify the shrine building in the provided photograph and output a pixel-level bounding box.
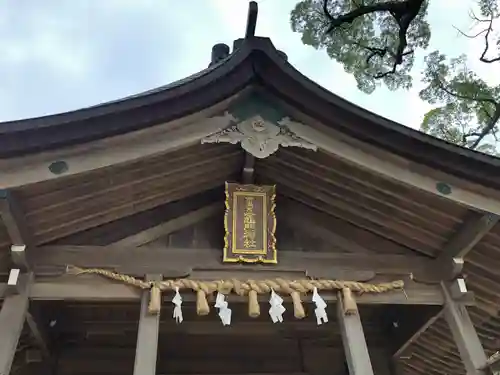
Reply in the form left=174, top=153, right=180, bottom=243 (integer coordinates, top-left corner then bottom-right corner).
left=2, top=2, right=500, bottom=375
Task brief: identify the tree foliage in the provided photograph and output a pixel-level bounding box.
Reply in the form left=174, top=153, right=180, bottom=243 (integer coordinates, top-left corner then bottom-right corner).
left=290, top=0, right=500, bottom=154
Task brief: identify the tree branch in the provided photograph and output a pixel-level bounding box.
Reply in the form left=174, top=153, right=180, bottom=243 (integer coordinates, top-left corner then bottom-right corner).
left=435, top=79, right=497, bottom=106
left=323, top=0, right=403, bottom=30
left=432, top=78, right=499, bottom=150
left=322, top=0, right=425, bottom=78
left=455, top=9, right=500, bottom=64
left=469, top=105, right=500, bottom=149
left=479, top=14, right=500, bottom=63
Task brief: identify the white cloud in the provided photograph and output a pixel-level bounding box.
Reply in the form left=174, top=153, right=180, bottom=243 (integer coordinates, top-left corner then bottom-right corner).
left=0, top=0, right=496, bottom=132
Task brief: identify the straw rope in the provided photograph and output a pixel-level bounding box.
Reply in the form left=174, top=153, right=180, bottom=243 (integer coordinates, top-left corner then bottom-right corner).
left=66, top=265, right=404, bottom=317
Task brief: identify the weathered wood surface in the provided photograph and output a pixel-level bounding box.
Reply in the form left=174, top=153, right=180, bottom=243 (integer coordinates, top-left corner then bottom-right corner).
left=337, top=294, right=374, bottom=375
left=0, top=245, right=476, bottom=306
left=442, top=282, right=488, bottom=375
left=21, top=245, right=444, bottom=280
left=0, top=273, right=31, bottom=375
left=393, top=309, right=444, bottom=359
left=27, top=298, right=399, bottom=375
left=0, top=276, right=453, bottom=306
left=437, top=212, right=499, bottom=261
left=0, top=117, right=496, bottom=375
left=0, top=109, right=240, bottom=189
left=111, top=204, right=222, bottom=248
left=0, top=190, right=33, bottom=246
left=133, top=275, right=161, bottom=375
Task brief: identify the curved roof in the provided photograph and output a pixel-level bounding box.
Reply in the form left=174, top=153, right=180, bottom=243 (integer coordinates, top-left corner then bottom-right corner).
left=1, top=35, right=500, bottom=190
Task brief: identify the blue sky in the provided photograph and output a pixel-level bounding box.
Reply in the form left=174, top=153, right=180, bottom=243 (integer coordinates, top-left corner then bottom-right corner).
left=0, top=0, right=497, bottom=129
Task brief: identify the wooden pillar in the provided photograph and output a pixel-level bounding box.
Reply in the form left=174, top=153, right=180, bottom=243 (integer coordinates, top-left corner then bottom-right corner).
left=133, top=274, right=162, bottom=375
left=442, top=281, right=487, bottom=375
left=337, top=291, right=374, bottom=375
left=0, top=272, right=32, bottom=375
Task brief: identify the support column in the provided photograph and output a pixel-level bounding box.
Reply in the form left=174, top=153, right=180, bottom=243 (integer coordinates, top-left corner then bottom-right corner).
left=442, top=280, right=487, bottom=375
left=133, top=274, right=162, bottom=375
left=337, top=290, right=374, bottom=375
left=0, top=271, right=32, bottom=375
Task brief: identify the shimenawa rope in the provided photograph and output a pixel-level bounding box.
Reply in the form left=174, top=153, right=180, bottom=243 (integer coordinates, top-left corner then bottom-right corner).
left=66, top=265, right=404, bottom=318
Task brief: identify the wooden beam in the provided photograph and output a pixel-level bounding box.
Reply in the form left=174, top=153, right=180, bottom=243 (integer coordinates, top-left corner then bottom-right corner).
left=0, top=272, right=32, bottom=375
left=26, top=312, right=51, bottom=359
left=60, top=320, right=339, bottom=336
left=23, top=245, right=447, bottom=282
left=337, top=293, right=374, bottom=375
left=11, top=245, right=29, bottom=271
left=111, top=203, right=222, bottom=248
left=391, top=212, right=497, bottom=364
left=0, top=189, right=32, bottom=246
left=1, top=193, right=52, bottom=365
left=133, top=274, right=161, bottom=375
left=442, top=281, right=488, bottom=375
left=437, top=212, right=498, bottom=261
left=0, top=276, right=461, bottom=306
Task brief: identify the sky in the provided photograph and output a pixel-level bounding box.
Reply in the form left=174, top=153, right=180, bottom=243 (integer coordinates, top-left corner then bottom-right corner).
left=0, top=0, right=498, bottom=130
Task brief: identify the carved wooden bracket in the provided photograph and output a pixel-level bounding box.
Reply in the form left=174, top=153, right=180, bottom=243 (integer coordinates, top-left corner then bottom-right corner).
left=201, top=114, right=317, bottom=158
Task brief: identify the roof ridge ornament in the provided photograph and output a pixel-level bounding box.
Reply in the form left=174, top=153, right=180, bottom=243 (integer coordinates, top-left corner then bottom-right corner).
left=245, top=1, right=258, bottom=39
left=201, top=114, right=317, bottom=158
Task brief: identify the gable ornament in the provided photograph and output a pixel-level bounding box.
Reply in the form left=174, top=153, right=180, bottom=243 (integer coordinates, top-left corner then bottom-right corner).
left=201, top=114, right=317, bottom=158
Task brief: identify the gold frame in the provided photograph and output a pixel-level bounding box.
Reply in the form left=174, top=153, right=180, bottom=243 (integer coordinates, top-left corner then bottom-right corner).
left=223, top=182, right=277, bottom=264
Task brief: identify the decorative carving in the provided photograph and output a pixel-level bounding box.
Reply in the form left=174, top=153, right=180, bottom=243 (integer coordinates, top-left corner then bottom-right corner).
left=201, top=114, right=317, bottom=158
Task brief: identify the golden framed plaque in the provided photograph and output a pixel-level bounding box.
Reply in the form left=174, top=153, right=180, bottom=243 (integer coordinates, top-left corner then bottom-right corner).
left=223, top=182, right=277, bottom=264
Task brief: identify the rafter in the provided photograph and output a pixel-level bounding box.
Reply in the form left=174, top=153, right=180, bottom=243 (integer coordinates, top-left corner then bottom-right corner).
left=437, top=211, right=498, bottom=261
left=26, top=311, right=51, bottom=359
left=280, top=118, right=500, bottom=216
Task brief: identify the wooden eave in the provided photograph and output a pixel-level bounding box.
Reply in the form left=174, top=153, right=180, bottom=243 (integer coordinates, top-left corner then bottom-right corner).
left=0, top=143, right=243, bottom=249
left=1, top=37, right=500, bottom=191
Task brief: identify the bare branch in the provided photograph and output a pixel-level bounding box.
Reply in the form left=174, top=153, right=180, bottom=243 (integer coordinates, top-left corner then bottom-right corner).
left=453, top=25, right=488, bottom=39
left=455, top=7, right=500, bottom=63
left=479, top=14, right=500, bottom=63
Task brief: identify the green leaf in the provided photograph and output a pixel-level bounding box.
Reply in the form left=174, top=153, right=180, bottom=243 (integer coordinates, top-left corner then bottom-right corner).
left=290, top=0, right=431, bottom=93
left=419, top=51, right=500, bottom=154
